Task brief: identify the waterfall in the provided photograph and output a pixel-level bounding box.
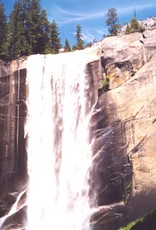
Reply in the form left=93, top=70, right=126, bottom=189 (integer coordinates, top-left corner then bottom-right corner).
left=25, top=49, right=99, bottom=230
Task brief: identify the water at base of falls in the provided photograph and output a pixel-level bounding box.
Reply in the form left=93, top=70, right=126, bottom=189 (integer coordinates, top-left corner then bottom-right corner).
left=25, top=50, right=97, bottom=230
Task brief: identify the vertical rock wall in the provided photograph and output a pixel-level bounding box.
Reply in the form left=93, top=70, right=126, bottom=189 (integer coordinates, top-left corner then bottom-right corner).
left=0, top=59, right=27, bottom=218
left=91, top=29, right=156, bottom=230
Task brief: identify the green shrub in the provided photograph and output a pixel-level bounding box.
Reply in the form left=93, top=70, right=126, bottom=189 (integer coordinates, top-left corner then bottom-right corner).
left=125, top=23, right=132, bottom=34
left=101, top=77, right=110, bottom=92
left=125, top=18, right=145, bottom=34
left=120, top=210, right=155, bottom=230
left=120, top=221, right=137, bottom=230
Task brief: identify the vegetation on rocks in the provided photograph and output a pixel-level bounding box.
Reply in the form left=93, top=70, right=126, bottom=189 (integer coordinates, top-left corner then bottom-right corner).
left=105, top=8, right=146, bottom=36
left=75, top=24, right=84, bottom=50
left=0, top=0, right=61, bottom=60
left=0, top=3, right=7, bottom=60
left=0, top=0, right=62, bottom=60
left=48, top=20, right=61, bottom=54
left=64, top=39, right=71, bottom=52
left=101, top=76, right=110, bottom=92
left=105, top=8, right=121, bottom=36
left=120, top=210, right=156, bottom=230
left=125, top=17, right=145, bottom=34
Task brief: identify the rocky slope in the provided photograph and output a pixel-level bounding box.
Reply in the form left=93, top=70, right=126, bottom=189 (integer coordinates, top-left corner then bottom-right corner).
left=0, top=25, right=156, bottom=229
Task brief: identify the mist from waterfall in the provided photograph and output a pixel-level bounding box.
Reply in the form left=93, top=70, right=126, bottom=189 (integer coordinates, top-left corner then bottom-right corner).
left=25, top=50, right=98, bottom=230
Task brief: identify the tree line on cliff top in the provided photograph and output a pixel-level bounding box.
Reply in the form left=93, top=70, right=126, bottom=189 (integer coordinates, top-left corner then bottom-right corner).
left=0, top=1, right=145, bottom=61
left=0, top=0, right=61, bottom=60
left=0, top=0, right=87, bottom=61
left=106, top=8, right=145, bottom=36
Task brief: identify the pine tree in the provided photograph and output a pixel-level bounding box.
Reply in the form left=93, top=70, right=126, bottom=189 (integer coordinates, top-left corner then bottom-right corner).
left=0, top=3, right=7, bottom=60
left=105, top=8, right=120, bottom=36
left=49, top=20, right=61, bottom=54
left=130, top=17, right=140, bottom=32
left=75, top=24, right=84, bottom=50
left=8, top=1, right=29, bottom=60
left=25, top=0, right=50, bottom=54
left=35, top=9, right=50, bottom=54
left=72, top=45, right=77, bottom=51
left=85, top=42, right=92, bottom=48
left=25, top=0, right=43, bottom=54
left=64, top=38, right=71, bottom=52
left=8, top=0, right=51, bottom=59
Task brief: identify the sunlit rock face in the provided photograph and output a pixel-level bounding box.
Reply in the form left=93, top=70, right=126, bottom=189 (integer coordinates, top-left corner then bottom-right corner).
left=101, top=29, right=156, bottom=89
left=92, top=28, right=156, bottom=229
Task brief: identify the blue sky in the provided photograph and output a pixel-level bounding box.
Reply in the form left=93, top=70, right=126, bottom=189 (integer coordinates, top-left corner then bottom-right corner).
left=3, top=0, right=156, bottom=47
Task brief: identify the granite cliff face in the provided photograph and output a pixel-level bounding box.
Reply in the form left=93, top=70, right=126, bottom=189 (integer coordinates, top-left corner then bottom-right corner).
left=92, top=28, right=156, bottom=229
left=0, top=59, right=27, bottom=229
left=0, top=27, right=156, bottom=229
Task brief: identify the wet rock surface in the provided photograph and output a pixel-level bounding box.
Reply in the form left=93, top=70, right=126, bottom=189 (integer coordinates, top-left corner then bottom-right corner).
left=1, top=206, right=27, bottom=230
left=0, top=59, right=27, bottom=229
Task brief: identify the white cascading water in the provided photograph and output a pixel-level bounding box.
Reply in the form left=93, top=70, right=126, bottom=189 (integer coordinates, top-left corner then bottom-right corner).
left=25, top=49, right=99, bottom=230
